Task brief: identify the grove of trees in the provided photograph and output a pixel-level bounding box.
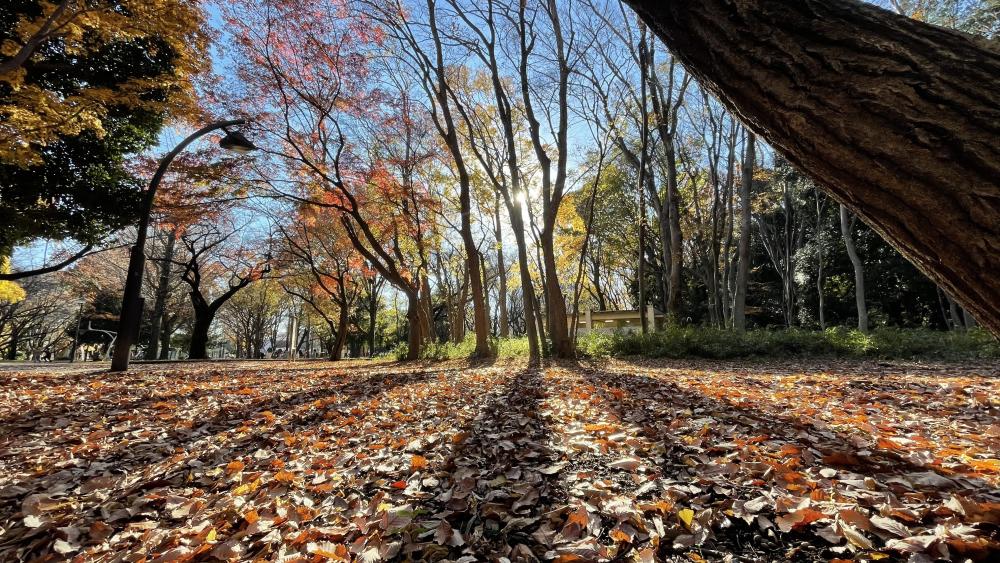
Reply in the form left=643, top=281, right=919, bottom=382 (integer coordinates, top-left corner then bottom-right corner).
left=1, top=0, right=996, bottom=362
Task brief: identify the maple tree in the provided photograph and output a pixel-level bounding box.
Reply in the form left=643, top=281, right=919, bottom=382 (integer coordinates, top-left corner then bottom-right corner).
left=220, top=0, right=447, bottom=359
left=167, top=215, right=271, bottom=359
left=275, top=206, right=367, bottom=361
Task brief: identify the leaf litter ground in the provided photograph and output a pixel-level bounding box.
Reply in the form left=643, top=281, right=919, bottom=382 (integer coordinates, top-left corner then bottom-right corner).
left=0, top=358, right=998, bottom=562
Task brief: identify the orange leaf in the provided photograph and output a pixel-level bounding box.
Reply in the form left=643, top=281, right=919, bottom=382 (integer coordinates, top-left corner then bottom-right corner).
left=877, top=438, right=904, bottom=450
left=779, top=444, right=801, bottom=457
left=410, top=455, right=428, bottom=471
left=969, top=459, right=1000, bottom=472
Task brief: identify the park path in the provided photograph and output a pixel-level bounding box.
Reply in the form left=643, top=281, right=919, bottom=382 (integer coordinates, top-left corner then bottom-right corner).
left=0, top=358, right=997, bottom=561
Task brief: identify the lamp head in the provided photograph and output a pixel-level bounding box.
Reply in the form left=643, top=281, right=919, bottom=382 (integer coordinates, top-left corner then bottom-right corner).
left=219, top=130, right=257, bottom=153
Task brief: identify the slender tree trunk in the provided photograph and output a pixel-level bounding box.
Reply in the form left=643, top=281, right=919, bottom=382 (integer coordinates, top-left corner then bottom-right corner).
left=510, top=208, right=541, bottom=361
left=782, top=182, right=795, bottom=327
left=963, top=307, right=978, bottom=330
left=368, top=291, right=378, bottom=356
left=734, top=133, right=755, bottom=331
left=145, top=229, right=176, bottom=360
left=945, top=293, right=961, bottom=331
left=540, top=228, right=572, bottom=356
left=460, top=215, right=489, bottom=355
left=665, top=148, right=683, bottom=323
left=480, top=253, right=490, bottom=339
left=625, top=0, right=1000, bottom=337
left=497, top=230, right=510, bottom=338
left=840, top=204, right=869, bottom=332
left=159, top=316, right=173, bottom=359
left=815, top=187, right=826, bottom=330
left=720, top=124, right=738, bottom=327
left=454, top=266, right=468, bottom=343
left=637, top=31, right=650, bottom=334
left=6, top=328, right=18, bottom=360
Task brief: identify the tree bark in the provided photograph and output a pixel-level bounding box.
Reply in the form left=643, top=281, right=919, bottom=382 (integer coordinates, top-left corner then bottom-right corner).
left=188, top=305, right=213, bottom=360
left=495, top=202, right=509, bottom=338
left=424, top=0, right=491, bottom=358
left=331, top=306, right=349, bottom=361
left=625, top=0, right=1000, bottom=337
left=733, top=133, right=755, bottom=331
left=815, top=187, right=826, bottom=330
left=145, top=230, right=176, bottom=360
left=840, top=204, right=869, bottom=332
left=367, top=284, right=379, bottom=355
left=404, top=290, right=432, bottom=360
left=159, top=315, right=174, bottom=359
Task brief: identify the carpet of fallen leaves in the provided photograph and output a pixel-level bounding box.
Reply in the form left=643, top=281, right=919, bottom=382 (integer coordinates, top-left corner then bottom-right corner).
left=0, top=358, right=998, bottom=562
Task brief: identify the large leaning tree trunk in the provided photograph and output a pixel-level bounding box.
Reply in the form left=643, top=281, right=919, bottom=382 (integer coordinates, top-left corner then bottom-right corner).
left=625, top=0, right=1000, bottom=337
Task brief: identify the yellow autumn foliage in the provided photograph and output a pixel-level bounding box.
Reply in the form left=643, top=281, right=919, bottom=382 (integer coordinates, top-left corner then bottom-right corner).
left=0, top=0, right=210, bottom=165
left=0, top=253, right=25, bottom=303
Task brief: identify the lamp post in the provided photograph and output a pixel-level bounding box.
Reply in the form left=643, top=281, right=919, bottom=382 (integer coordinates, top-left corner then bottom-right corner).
left=110, top=119, right=257, bottom=372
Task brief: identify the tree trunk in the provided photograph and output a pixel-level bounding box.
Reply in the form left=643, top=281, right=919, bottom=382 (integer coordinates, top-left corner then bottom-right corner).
left=188, top=308, right=213, bottom=360
left=460, top=218, right=490, bottom=356
left=946, top=292, right=961, bottom=331
left=963, top=307, right=978, bottom=330
left=495, top=203, right=510, bottom=338
left=636, top=32, right=650, bottom=334
left=840, top=204, right=869, bottom=332
left=540, top=229, right=572, bottom=357
left=330, top=308, right=349, bottom=361
left=665, top=147, right=683, bottom=323
left=511, top=208, right=541, bottom=362
left=404, top=290, right=431, bottom=360
left=782, top=181, right=796, bottom=327
left=733, top=133, right=755, bottom=331
left=145, top=230, right=176, bottom=360
left=6, top=328, right=18, bottom=360
left=625, top=0, right=1000, bottom=337
left=368, top=291, right=378, bottom=356
left=815, top=187, right=826, bottom=330
left=159, top=316, right=174, bottom=359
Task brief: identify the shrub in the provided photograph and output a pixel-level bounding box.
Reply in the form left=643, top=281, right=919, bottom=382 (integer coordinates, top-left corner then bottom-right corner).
left=582, top=326, right=999, bottom=361
left=390, top=327, right=998, bottom=361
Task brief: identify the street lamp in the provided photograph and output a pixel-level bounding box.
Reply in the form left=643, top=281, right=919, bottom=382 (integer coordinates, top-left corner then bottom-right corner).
left=110, top=119, right=257, bottom=372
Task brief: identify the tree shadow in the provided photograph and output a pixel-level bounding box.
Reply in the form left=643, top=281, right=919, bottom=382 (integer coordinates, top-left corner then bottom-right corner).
left=401, top=365, right=570, bottom=561
left=0, top=362, right=451, bottom=545
left=0, top=360, right=421, bottom=428
left=583, top=359, right=998, bottom=489
left=572, top=358, right=1000, bottom=560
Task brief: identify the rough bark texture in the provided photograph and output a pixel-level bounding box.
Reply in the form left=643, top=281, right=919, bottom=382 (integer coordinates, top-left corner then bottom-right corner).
left=625, top=0, right=1000, bottom=336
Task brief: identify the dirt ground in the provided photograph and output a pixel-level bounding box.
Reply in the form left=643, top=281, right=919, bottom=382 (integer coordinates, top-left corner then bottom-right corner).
left=0, top=358, right=997, bottom=561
